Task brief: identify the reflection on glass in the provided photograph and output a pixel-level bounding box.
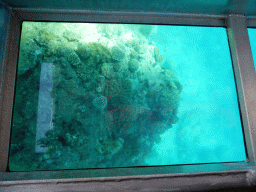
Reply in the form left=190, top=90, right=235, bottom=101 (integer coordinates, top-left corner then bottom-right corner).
left=248, top=28, right=256, bottom=72
left=36, top=62, right=54, bottom=153
left=9, top=22, right=246, bottom=171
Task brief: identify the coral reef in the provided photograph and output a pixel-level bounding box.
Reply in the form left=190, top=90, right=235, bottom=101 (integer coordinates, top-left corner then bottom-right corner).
left=96, top=137, right=124, bottom=159
left=111, top=45, right=125, bottom=61
left=93, top=96, right=108, bottom=109
left=101, top=63, right=114, bottom=77
left=67, top=52, right=81, bottom=66
left=104, top=80, right=122, bottom=97
left=9, top=22, right=182, bottom=171
left=75, top=43, right=91, bottom=60
left=154, top=47, right=163, bottom=63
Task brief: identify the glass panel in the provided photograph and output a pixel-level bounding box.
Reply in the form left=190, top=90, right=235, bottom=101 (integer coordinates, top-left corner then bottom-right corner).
left=0, top=5, right=7, bottom=73
left=9, top=22, right=246, bottom=171
left=248, top=28, right=256, bottom=72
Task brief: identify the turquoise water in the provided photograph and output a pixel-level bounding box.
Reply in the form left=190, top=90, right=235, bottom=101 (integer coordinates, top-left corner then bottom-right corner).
left=248, top=28, right=256, bottom=72
left=9, top=22, right=246, bottom=171
left=147, top=26, right=246, bottom=164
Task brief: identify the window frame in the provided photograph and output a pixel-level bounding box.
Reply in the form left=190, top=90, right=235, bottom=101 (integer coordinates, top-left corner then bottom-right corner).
left=0, top=8, right=256, bottom=191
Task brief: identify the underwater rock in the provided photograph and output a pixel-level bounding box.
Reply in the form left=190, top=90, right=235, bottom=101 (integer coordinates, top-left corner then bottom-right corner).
left=93, top=96, right=108, bottom=109
left=111, top=45, right=125, bottom=61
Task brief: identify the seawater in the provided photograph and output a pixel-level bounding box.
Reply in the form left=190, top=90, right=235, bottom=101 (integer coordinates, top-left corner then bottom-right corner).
left=248, top=28, right=256, bottom=72
left=146, top=25, right=246, bottom=165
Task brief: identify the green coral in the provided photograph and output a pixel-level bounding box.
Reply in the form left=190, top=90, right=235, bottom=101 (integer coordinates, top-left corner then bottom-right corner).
left=67, top=52, right=81, bottom=66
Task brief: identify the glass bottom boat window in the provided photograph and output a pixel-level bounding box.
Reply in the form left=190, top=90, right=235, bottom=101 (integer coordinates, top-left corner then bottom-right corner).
left=9, top=22, right=246, bottom=171
left=248, top=28, right=256, bottom=72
